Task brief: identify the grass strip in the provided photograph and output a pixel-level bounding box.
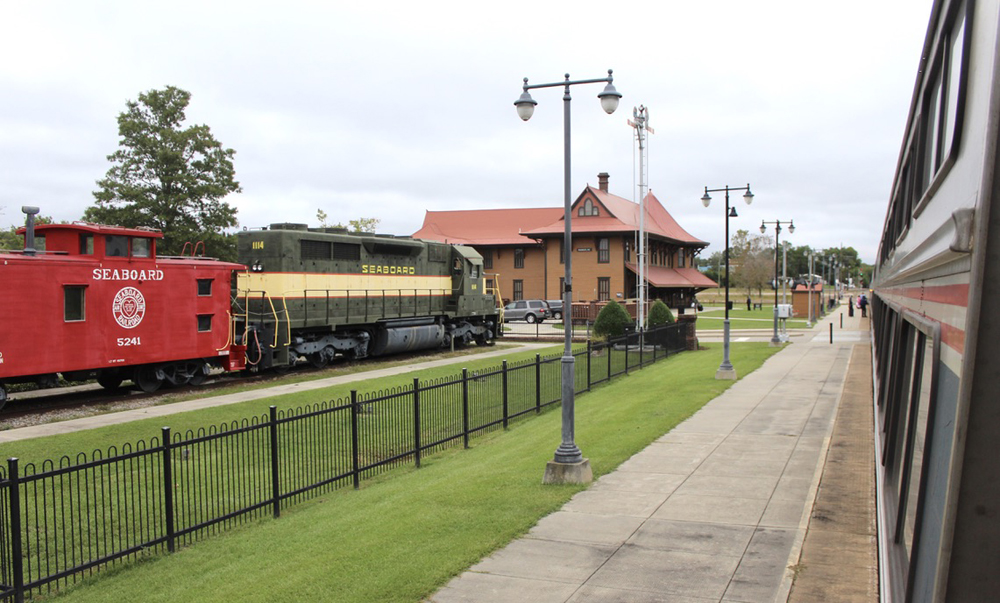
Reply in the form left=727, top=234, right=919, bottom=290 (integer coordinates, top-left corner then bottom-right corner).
left=41, top=342, right=778, bottom=603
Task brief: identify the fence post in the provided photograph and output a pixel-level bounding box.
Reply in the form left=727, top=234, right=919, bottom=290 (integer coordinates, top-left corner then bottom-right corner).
left=625, top=333, right=630, bottom=375
left=8, top=458, right=24, bottom=603
left=586, top=340, right=592, bottom=391
left=502, top=360, right=509, bottom=429
left=269, top=406, right=280, bottom=519
left=351, top=390, right=360, bottom=489
left=462, top=369, right=470, bottom=449
left=607, top=337, right=611, bottom=379
left=413, top=378, right=421, bottom=468
left=161, top=427, right=175, bottom=554
left=535, top=355, right=541, bottom=413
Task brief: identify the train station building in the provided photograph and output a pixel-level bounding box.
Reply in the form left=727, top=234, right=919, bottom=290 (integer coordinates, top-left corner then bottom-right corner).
left=412, top=172, right=717, bottom=306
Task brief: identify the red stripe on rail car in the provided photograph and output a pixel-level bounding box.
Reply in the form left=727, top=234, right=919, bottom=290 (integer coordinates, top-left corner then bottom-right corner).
left=942, top=321, right=965, bottom=354
left=880, top=283, right=970, bottom=307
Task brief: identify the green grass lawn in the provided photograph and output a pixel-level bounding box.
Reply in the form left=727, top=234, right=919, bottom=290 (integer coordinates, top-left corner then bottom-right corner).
left=33, top=342, right=780, bottom=603
left=692, top=307, right=812, bottom=330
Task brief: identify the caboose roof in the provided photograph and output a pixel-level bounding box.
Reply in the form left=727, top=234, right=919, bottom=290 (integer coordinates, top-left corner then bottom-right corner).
left=19, top=222, right=164, bottom=238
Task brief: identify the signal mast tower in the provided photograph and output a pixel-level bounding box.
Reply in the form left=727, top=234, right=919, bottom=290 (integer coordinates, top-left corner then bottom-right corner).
left=628, top=106, right=654, bottom=328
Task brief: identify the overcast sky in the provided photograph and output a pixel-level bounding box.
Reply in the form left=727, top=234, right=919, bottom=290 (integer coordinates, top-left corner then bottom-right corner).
left=0, top=1, right=933, bottom=263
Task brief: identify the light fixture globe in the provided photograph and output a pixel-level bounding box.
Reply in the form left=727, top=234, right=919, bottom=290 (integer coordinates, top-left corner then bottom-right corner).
left=514, top=89, right=537, bottom=121
left=701, top=191, right=711, bottom=207
left=788, top=221, right=795, bottom=234
left=743, top=186, right=754, bottom=205
left=598, top=83, right=622, bottom=114
left=760, top=222, right=766, bottom=234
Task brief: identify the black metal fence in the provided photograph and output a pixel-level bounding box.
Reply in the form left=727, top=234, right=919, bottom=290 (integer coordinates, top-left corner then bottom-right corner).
left=0, top=322, right=692, bottom=602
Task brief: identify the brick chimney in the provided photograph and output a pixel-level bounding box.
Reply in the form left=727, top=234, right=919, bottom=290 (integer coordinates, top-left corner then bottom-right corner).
left=598, top=172, right=610, bottom=192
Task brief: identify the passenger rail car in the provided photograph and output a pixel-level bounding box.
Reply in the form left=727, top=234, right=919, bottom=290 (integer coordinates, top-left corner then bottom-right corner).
left=0, top=211, right=246, bottom=407
left=235, top=224, right=500, bottom=369
left=872, top=0, right=1000, bottom=600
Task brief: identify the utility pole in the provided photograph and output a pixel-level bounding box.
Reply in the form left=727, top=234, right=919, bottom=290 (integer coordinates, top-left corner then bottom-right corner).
left=628, top=106, right=653, bottom=329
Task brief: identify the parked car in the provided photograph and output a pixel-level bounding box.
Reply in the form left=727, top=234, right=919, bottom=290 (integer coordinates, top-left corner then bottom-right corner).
left=503, top=300, right=550, bottom=323
left=545, top=299, right=564, bottom=321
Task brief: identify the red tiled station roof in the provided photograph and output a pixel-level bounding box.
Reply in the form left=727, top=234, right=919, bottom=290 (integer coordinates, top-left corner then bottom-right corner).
left=412, top=207, right=563, bottom=245
left=521, top=188, right=707, bottom=246
left=626, top=263, right=719, bottom=288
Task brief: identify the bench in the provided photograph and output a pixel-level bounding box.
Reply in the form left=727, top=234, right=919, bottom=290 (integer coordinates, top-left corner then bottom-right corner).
left=753, top=303, right=763, bottom=310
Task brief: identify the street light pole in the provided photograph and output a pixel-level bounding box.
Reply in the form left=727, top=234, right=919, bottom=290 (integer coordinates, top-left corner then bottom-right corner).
left=515, top=70, right=621, bottom=484
left=760, top=219, right=794, bottom=345
left=701, top=184, right=754, bottom=380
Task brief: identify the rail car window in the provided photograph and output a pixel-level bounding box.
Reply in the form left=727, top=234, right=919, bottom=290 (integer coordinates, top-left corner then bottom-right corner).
left=106, top=236, right=128, bottom=257
left=901, top=335, right=934, bottom=554
left=197, top=315, right=212, bottom=332
left=512, top=279, right=523, bottom=301
left=79, top=234, right=94, bottom=255
left=514, top=248, right=524, bottom=269
left=64, top=286, right=86, bottom=322
left=197, top=279, right=213, bottom=296
left=301, top=240, right=332, bottom=260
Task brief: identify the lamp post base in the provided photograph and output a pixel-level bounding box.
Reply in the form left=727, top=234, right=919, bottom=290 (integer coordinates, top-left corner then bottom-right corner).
left=715, top=366, right=737, bottom=380
left=543, top=458, right=593, bottom=485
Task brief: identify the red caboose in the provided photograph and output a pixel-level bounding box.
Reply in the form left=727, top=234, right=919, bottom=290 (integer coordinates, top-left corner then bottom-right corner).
left=0, top=215, right=246, bottom=407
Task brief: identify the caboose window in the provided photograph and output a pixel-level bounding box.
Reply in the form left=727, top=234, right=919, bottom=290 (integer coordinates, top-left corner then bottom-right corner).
left=197, top=279, right=213, bottom=296
left=64, top=286, right=86, bottom=322
left=106, top=235, right=128, bottom=257
left=132, top=238, right=151, bottom=258
left=197, top=315, right=213, bottom=332
left=79, top=234, right=94, bottom=255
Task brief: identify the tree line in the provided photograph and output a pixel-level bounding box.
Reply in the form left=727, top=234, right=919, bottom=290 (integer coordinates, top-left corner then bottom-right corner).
left=699, top=229, right=872, bottom=297
left=1, top=87, right=375, bottom=263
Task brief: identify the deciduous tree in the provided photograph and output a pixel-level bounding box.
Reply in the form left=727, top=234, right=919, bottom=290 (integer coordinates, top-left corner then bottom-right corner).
left=86, top=86, right=241, bottom=260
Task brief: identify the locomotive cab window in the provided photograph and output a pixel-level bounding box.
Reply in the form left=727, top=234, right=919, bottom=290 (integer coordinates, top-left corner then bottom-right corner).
left=197, top=314, right=213, bottom=332
left=197, top=279, right=213, bottom=296
left=64, top=285, right=86, bottom=322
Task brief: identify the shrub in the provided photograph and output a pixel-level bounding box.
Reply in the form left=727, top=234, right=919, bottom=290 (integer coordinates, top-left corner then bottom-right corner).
left=594, top=300, right=632, bottom=338
left=646, top=300, right=675, bottom=327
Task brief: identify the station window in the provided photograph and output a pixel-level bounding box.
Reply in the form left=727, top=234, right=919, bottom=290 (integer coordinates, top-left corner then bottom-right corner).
left=197, top=315, right=213, bottom=332
left=513, top=279, right=523, bottom=301
left=64, top=286, right=86, bottom=322
left=79, top=234, right=94, bottom=255
left=482, top=249, right=493, bottom=269
left=598, top=277, right=610, bottom=301
left=514, top=248, right=524, bottom=269
left=197, top=279, right=213, bottom=296
left=598, top=238, right=610, bottom=263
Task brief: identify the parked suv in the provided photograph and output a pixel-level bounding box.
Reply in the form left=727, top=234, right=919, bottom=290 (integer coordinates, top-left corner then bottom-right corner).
left=503, top=300, right=550, bottom=323
left=545, top=299, right=564, bottom=321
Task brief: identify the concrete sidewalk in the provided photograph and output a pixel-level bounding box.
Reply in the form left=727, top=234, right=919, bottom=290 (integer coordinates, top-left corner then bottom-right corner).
left=432, top=306, right=870, bottom=603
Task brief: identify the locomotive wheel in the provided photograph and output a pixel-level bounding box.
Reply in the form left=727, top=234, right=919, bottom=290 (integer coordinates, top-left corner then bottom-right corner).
left=97, top=371, right=124, bottom=391
left=525, top=313, right=537, bottom=324
left=134, top=367, right=163, bottom=393
left=475, top=334, right=495, bottom=347
left=308, top=352, right=329, bottom=369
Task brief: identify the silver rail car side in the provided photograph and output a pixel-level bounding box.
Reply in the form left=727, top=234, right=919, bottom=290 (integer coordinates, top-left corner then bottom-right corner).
left=872, top=0, right=1000, bottom=600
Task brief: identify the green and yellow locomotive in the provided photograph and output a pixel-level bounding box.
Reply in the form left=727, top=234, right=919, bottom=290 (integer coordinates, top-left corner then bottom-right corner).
left=235, top=224, right=500, bottom=369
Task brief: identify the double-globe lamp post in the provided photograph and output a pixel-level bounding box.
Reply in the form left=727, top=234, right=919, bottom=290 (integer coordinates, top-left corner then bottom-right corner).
left=760, top=219, right=794, bottom=345
left=700, top=185, right=753, bottom=380
left=515, top=70, right=622, bottom=484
